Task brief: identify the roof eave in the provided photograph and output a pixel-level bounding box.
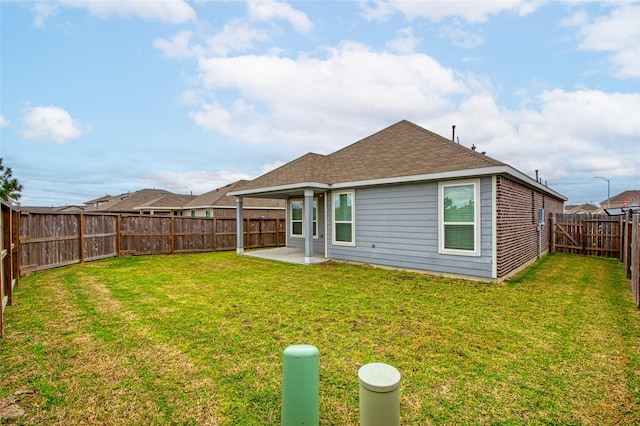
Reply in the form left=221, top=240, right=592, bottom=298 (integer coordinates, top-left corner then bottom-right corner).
left=228, top=167, right=567, bottom=201
left=228, top=182, right=331, bottom=197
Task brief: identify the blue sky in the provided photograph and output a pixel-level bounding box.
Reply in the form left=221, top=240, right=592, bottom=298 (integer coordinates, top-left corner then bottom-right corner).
left=1, top=0, right=638, bottom=207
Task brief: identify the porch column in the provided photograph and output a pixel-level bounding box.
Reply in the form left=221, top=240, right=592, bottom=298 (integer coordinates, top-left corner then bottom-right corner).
left=304, top=189, right=314, bottom=264
left=236, top=197, right=244, bottom=254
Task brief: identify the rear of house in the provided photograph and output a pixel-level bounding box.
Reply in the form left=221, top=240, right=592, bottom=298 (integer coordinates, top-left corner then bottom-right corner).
left=230, top=120, right=566, bottom=281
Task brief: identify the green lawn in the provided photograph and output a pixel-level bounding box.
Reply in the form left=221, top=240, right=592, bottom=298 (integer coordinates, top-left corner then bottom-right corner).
left=1, top=252, right=639, bottom=425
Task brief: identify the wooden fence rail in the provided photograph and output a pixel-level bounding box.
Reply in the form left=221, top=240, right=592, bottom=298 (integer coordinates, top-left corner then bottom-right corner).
left=19, top=212, right=286, bottom=275
left=551, top=212, right=640, bottom=307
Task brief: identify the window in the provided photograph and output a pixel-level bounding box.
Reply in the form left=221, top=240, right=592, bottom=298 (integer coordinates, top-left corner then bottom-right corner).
left=333, top=191, right=354, bottom=245
left=206, top=209, right=211, bottom=218
left=439, top=180, right=480, bottom=256
left=290, top=198, right=317, bottom=238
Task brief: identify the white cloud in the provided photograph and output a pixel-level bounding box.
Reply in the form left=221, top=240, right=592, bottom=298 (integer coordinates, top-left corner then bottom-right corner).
left=385, top=27, right=419, bottom=53
left=205, top=20, right=270, bottom=56
left=192, top=41, right=468, bottom=150
left=32, top=0, right=196, bottom=26
left=0, top=115, right=10, bottom=128
left=65, top=0, right=196, bottom=23
left=20, top=106, right=90, bottom=143
left=361, top=0, right=539, bottom=23
left=154, top=20, right=271, bottom=59
left=567, top=4, right=640, bottom=78
left=153, top=30, right=195, bottom=58
left=31, top=2, right=58, bottom=28
left=247, top=0, right=313, bottom=34
left=469, top=89, right=640, bottom=182
left=136, top=170, right=251, bottom=195
left=438, top=22, right=485, bottom=49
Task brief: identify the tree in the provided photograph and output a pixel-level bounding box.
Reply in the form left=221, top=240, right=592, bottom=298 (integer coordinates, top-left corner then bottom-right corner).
left=0, top=158, right=23, bottom=204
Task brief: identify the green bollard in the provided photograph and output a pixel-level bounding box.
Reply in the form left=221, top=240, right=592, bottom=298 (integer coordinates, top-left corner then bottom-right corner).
left=281, top=344, right=319, bottom=425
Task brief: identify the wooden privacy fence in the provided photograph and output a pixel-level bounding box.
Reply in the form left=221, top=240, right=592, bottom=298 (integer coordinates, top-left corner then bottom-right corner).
left=550, top=213, right=623, bottom=257
left=551, top=212, right=640, bottom=307
left=1, top=202, right=20, bottom=337
left=19, top=212, right=286, bottom=275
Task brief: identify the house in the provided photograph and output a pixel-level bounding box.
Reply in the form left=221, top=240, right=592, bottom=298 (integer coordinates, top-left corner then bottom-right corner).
left=181, top=180, right=285, bottom=218
left=564, top=203, right=602, bottom=215
left=229, top=120, right=566, bottom=281
left=136, top=193, right=198, bottom=216
left=85, top=189, right=180, bottom=214
left=601, top=190, right=640, bottom=209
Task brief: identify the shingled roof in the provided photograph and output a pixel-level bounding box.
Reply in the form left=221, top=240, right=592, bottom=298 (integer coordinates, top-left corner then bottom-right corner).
left=235, top=120, right=505, bottom=192
left=86, top=189, right=175, bottom=213
left=139, top=193, right=197, bottom=209
left=183, top=180, right=285, bottom=209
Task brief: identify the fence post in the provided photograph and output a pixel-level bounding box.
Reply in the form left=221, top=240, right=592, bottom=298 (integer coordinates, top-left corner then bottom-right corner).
left=550, top=214, right=556, bottom=253
left=358, top=362, right=401, bottom=426
left=79, top=213, right=85, bottom=263
left=281, top=344, right=319, bottom=426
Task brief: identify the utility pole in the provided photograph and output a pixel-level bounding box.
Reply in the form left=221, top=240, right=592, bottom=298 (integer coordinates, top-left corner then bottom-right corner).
left=595, top=176, right=611, bottom=209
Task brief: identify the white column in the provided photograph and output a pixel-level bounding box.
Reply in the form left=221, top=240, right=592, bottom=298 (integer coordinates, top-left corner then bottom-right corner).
left=304, top=189, right=314, bottom=263
left=236, top=197, right=244, bottom=254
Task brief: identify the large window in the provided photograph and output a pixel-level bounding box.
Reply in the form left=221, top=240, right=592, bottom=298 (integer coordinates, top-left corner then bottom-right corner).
left=290, top=198, right=317, bottom=238
left=333, top=191, right=354, bottom=245
left=439, top=180, right=480, bottom=256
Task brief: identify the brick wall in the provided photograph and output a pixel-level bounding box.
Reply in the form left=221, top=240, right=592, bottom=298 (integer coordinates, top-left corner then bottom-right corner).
left=496, top=176, right=563, bottom=278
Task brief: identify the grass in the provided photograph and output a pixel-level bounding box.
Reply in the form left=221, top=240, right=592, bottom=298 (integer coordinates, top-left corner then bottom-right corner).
left=1, top=252, right=639, bottom=425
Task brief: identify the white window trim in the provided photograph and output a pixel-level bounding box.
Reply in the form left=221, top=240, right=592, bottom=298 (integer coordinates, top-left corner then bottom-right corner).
left=289, top=198, right=318, bottom=239
left=332, top=190, right=355, bottom=246
left=438, top=179, right=481, bottom=257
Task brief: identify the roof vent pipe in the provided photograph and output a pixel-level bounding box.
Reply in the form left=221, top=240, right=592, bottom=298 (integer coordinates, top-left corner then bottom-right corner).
left=451, top=125, right=456, bottom=142
left=535, top=170, right=539, bottom=181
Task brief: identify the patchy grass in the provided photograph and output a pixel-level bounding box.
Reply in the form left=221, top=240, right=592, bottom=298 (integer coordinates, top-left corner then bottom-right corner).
left=1, top=252, right=639, bottom=425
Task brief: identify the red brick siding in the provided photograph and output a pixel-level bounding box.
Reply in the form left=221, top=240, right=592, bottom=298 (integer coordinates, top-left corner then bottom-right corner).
left=496, top=176, right=563, bottom=278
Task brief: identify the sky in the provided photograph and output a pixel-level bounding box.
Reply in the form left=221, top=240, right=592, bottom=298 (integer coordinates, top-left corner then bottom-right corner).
left=1, top=0, right=638, bottom=207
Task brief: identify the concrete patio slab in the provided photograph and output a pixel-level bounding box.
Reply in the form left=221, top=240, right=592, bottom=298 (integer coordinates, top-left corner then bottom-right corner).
left=242, top=247, right=329, bottom=265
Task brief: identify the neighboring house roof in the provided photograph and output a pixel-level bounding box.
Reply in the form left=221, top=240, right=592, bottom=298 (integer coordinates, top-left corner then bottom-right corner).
left=602, top=190, right=640, bottom=207
left=137, top=194, right=197, bottom=210
left=564, top=203, right=601, bottom=214
left=183, top=180, right=286, bottom=209
left=19, top=206, right=78, bottom=214
left=86, top=189, right=174, bottom=213
left=230, top=120, right=566, bottom=201
left=84, top=194, right=114, bottom=204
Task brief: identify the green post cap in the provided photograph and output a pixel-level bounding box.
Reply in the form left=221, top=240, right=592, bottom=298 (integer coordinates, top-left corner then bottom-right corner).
left=283, top=344, right=320, bottom=358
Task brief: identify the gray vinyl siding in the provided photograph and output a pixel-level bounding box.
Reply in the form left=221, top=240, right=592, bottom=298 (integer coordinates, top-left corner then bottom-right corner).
left=327, top=178, right=494, bottom=278
left=286, top=196, right=326, bottom=254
